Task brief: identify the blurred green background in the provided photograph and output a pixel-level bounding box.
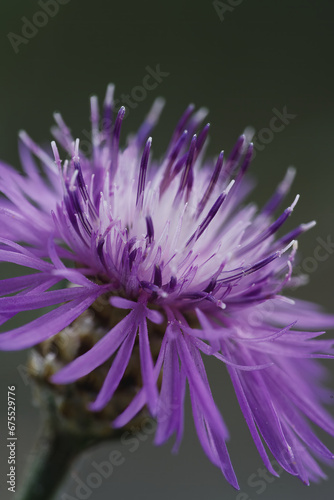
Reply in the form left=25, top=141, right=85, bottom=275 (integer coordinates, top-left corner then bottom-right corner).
left=0, top=1, right=334, bottom=499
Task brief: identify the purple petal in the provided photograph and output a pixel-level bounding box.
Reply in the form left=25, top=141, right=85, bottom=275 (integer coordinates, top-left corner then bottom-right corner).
left=0, top=249, right=52, bottom=272
left=52, top=309, right=137, bottom=384
left=89, top=326, right=138, bottom=411
left=155, top=337, right=185, bottom=448
left=0, top=293, right=99, bottom=350
left=176, top=331, right=229, bottom=440
left=139, top=312, right=159, bottom=415
left=0, top=274, right=53, bottom=295
left=113, top=334, right=168, bottom=429
left=0, top=286, right=94, bottom=313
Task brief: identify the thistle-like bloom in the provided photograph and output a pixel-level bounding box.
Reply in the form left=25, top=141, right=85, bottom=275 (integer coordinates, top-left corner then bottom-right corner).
left=1, top=86, right=334, bottom=489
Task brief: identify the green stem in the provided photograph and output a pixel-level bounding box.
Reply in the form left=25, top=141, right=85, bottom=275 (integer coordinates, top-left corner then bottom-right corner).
left=17, top=425, right=89, bottom=500
left=16, top=388, right=123, bottom=500
left=17, top=422, right=122, bottom=500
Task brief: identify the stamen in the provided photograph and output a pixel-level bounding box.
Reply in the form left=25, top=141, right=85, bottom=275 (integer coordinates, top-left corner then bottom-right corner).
left=112, top=106, right=126, bottom=174
left=194, top=123, right=210, bottom=161
left=136, top=97, right=165, bottom=146
left=169, top=276, right=177, bottom=291
left=69, top=169, right=79, bottom=191
left=176, top=134, right=197, bottom=200
left=153, top=265, right=162, bottom=288
left=97, top=238, right=108, bottom=270
left=136, top=137, right=152, bottom=209
left=72, top=140, right=87, bottom=198
left=278, top=239, right=297, bottom=257
left=90, top=96, right=100, bottom=158
left=160, top=130, right=188, bottom=195
left=236, top=194, right=300, bottom=257
left=277, top=220, right=316, bottom=247
left=186, top=107, right=209, bottom=137
left=204, top=278, right=216, bottom=293
left=167, top=104, right=195, bottom=152
left=220, top=134, right=245, bottom=185
left=197, top=150, right=224, bottom=217
left=169, top=129, right=188, bottom=163
left=51, top=141, right=62, bottom=171
left=226, top=143, right=253, bottom=195
left=262, top=167, right=296, bottom=216
left=145, top=216, right=154, bottom=244
left=73, top=138, right=80, bottom=161
left=53, top=113, right=74, bottom=150
left=129, top=248, right=138, bottom=270
left=103, top=83, right=115, bottom=138
left=63, top=159, right=69, bottom=180
left=68, top=187, right=92, bottom=237
left=171, top=153, right=187, bottom=177
left=217, top=253, right=279, bottom=287
left=71, top=139, right=98, bottom=220
left=186, top=180, right=234, bottom=246
left=19, top=130, right=58, bottom=174
left=240, top=143, right=254, bottom=174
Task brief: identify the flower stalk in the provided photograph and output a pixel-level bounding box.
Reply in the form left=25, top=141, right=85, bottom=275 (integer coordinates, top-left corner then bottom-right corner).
left=17, top=370, right=126, bottom=500
left=16, top=309, right=147, bottom=500
left=17, top=418, right=96, bottom=500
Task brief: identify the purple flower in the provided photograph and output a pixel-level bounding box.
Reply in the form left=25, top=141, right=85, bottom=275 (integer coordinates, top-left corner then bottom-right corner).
left=1, top=85, right=334, bottom=489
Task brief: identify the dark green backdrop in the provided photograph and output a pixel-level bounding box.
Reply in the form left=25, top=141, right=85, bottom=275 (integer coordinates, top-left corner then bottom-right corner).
left=0, top=1, right=333, bottom=499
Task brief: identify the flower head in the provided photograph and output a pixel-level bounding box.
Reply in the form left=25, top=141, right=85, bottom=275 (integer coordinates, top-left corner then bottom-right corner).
left=1, top=86, right=334, bottom=489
